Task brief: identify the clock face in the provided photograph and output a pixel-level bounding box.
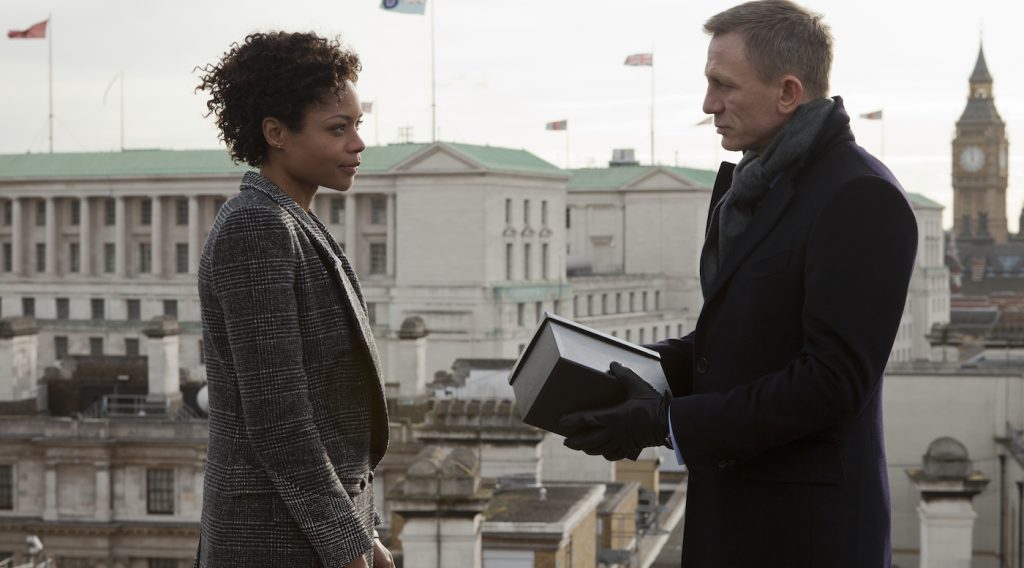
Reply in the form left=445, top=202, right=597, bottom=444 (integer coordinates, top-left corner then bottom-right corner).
left=960, top=145, right=985, bottom=173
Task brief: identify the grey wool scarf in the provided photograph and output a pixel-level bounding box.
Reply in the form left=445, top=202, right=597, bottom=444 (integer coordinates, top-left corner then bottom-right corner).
left=699, top=97, right=835, bottom=299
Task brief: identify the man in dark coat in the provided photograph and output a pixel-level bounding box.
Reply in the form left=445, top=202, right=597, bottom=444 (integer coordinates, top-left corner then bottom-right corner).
left=560, top=1, right=918, bottom=566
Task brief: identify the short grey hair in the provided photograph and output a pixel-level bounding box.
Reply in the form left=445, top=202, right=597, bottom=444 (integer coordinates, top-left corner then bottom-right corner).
left=704, top=0, right=833, bottom=99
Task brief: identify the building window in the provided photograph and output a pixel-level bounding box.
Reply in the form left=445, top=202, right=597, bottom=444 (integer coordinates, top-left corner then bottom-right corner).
left=2, top=243, right=10, bottom=272
left=22, top=298, right=34, bottom=318
left=616, top=293, right=622, bottom=313
left=572, top=296, right=579, bottom=317
left=175, top=198, right=188, bottom=226
left=505, top=243, right=513, bottom=280
left=70, top=200, right=80, bottom=226
left=176, top=243, right=188, bottom=273
left=91, top=298, right=105, bottom=320
left=163, top=300, right=178, bottom=319
left=104, top=243, right=115, bottom=273
left=139, top=243, right=152, bottom=274
left=105, top=199, right=116, bottom=226
left=125, top=338, right=140, bottom=357
left=517, top=303, right=525, bottom=327
left=541, top=201, right=548, bottom=226
left=523, top=199, right=530, bottom=225
left=56, top=298, right=69, bottom=320
left=55, top=336, right=68, bottom=359
left=665, top=324, right=671, bottom=338
left=629, top=292, right=635, bottom=312
left=370, top=195, right=387, bottom=225
left=535, top=302, right=543, bottom=324
left=542, top=243, right=549, bottom=279
left=626, top=329, right=632, bottom=342
left=369, top=243, right=387, bottom=275
left=69, top=242, right=80, bottom=273
left=127, top=299, right=141, bottom=321
left=146, top=468, right=175, bottom=515
left=523, top=243, right=531, bottom=280
left=0, top=465, right=12, bottom=510
left=655, top=290, right=661, bottom=310
left=89, top=337, right=103, bottom=356
left=3, top=201, right=10, bottom=226
left=565, top=207, right=571, bottom=229
left=587, top=295, right=593, bottom=316
left=141, top=198, right=152, bottom=226
left=651, top=326, right=658, bottom=341
left=35, top=243, right=45, bottom=272
left=602, top=293, right=609, bottom=314
left=330, top=196, right=345, bottom=224
left=505, top=198, right=512, bottom=224
left=35, top=200, right=45, bottom=226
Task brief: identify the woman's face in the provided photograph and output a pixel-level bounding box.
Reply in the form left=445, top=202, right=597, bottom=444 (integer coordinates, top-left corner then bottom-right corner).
left=279, top=80, right=366, bottom=192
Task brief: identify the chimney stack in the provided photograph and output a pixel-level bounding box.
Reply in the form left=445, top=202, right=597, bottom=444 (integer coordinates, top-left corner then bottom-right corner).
left=143, top=316, right=182, bottom=403
left=396, top=316, right=429, bottom=398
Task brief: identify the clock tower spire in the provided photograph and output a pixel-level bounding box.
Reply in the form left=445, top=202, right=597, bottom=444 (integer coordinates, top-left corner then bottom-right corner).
left=952, top=42, right=1010, bottom=243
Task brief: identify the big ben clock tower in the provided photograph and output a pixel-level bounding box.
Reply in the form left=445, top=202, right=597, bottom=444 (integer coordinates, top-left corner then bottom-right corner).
left=953, top=43, right=1010, bottom=243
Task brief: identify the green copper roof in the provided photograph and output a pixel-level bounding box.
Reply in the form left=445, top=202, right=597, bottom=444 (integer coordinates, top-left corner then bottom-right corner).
left=0, top=142, right=562, bottom=181
left=908, top=192, right=944, bottom=210
left=568, top=165, right=716, bottom=189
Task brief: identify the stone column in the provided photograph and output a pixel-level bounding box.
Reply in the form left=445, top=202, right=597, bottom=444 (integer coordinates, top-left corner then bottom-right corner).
left=11, top=197, right=22, bottom=275
left=95, top=462, right=111, bottom=521
left=115, top=196, right=126, bottom=277
left=188, top=195, right=199, bottom=274
left=387, top=193, right=396, bottom=277
left=43, top=462, right=58, bottom=521
left=905, top=436, right=990, bottom=568
left=151, top=196, right=163, bottom=276
left=143, top=316, right=182, bottom=403
left=397, top=317, right=429, bottom=398
left=79, top=197, right=92, bottom=276
left=0, top=317, right=39, bottom=402
left=391, top=447, right=488, bottom=568
left=44, top=197, right=56, bottom=274
left=345, top=195, right=358, bottom=265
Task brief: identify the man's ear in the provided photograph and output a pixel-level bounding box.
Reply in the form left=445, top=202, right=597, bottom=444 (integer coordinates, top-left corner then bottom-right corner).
left=777, top=75, right=806, bottom=115
left=262, top=117, right=286, bottom=151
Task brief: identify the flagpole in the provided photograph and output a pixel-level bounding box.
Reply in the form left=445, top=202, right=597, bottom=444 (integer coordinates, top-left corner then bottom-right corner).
left=430, top=0, right=436, bottom=142
left=48, top=14, right=53, bottom=154
left=119, top=72, right=124, bottom=151
left=565, top=130, right=570, bottom=170
left=650, top=47, right=655, bottom=166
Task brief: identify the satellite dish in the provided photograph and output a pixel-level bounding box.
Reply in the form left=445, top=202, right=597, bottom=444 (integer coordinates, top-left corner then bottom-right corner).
left=196, top=385, right=209, bottom=414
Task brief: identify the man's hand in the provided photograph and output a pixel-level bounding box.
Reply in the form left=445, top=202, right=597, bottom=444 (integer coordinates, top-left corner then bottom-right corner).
left=558, top=362, right=671, bottom=460
left=373, top=538, right=395, bottom=568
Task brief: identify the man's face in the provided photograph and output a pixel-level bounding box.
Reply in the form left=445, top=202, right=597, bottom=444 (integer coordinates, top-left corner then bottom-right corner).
left=702, top=32, right=789, bottom=154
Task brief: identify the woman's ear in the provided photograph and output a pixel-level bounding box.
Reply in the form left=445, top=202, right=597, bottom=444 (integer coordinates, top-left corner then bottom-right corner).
left=262, top=117, right=286, bottom=151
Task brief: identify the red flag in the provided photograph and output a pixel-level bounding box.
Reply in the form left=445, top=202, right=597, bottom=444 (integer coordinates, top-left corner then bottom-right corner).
left=624, top=53, right=653, bottom=66
left=7, top=19, right=47, bottom=39
left=545, top=120, right=567, bottom=131
left=860, top=110, right=883, bottom=120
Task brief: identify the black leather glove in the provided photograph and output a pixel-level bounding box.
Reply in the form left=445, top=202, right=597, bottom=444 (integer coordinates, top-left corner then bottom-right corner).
left=558, top=361, right=672, bottom=461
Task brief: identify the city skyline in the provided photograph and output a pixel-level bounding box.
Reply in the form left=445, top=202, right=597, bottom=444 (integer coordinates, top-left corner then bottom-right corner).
left=2, top=0, right=1023, bottom=228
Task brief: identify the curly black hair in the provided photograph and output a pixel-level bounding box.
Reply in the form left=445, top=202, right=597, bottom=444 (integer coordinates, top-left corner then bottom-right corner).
left=196, top=31, right=361, bottom=167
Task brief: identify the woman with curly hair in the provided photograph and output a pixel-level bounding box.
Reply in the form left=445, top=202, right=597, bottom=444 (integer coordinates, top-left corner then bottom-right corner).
left=194, top=31, right=392, bottom=568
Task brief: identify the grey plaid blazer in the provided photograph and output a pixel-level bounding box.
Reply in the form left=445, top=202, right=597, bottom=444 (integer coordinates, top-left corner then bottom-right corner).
left=195, top=171, right=389, bottom=568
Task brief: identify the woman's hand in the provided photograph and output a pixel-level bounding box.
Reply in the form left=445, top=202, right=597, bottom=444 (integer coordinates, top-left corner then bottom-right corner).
left=373, top=538, right=395, bottom=568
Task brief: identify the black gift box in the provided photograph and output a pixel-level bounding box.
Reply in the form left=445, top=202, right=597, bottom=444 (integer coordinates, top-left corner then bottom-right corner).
left=508, top=313, right=671, bottom=437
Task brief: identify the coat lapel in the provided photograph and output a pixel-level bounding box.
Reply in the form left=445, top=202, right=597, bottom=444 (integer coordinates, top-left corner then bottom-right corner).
left=241, top=173, right=383, bottom=380
left=702, top=172, right=796, bottom=303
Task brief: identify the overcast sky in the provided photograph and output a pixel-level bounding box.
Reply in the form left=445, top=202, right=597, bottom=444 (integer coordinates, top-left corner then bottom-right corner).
left=3, top=0, right=1023, bottom=229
